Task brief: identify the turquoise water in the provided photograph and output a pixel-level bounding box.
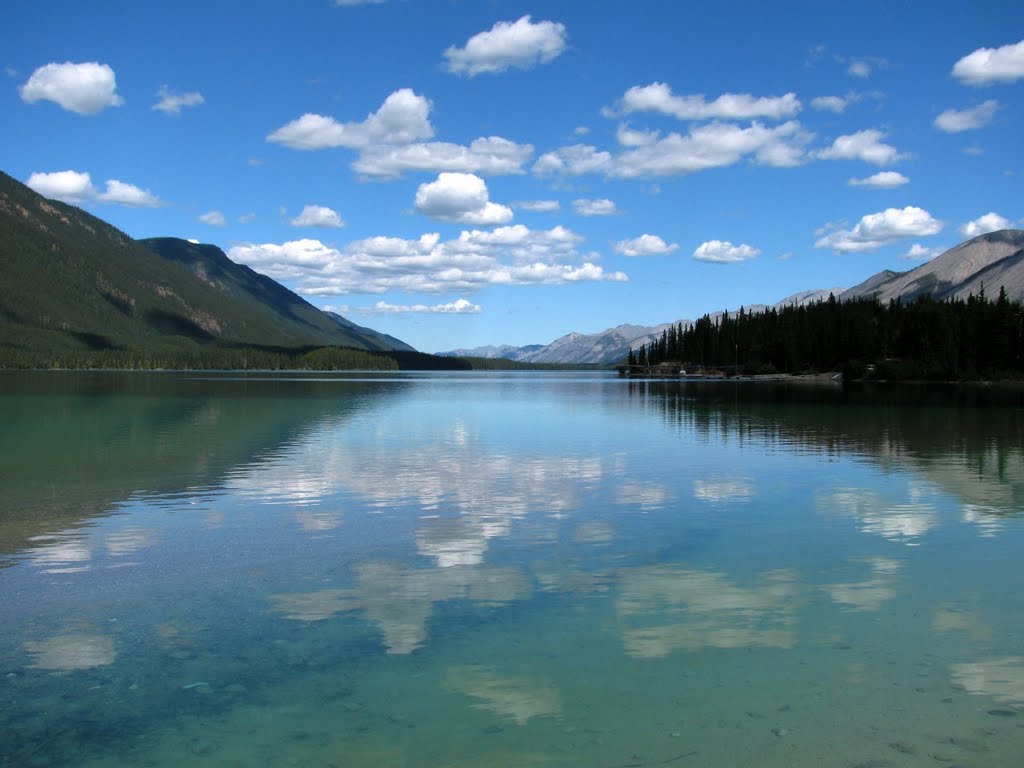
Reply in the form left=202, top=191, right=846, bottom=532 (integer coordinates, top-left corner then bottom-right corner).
left=2, top=371, right=1023, bottom=767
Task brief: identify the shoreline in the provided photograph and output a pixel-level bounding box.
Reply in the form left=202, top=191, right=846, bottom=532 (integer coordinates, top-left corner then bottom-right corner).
left=619, top=370, right=1024, bottom=387
left=3, top=367, right=1024, bottom=386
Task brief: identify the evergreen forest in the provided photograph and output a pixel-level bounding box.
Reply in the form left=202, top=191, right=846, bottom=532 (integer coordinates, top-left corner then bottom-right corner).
left=628, top=291, right=1024, bottom=380
left=0, top=343, right=473, bottom=372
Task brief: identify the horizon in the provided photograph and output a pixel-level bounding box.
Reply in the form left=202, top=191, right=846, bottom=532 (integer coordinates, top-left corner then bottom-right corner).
left=2, top=1, right=1022, bottom=352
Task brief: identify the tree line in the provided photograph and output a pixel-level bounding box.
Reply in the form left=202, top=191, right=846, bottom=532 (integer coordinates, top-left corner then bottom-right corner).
left=628, top=290, right=1024, bottom=380
left=0, top=343, right=474, bottom=372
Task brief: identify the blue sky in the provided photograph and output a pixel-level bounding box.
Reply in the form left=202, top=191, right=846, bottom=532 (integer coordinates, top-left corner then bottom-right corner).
left=3, top=1, right=1023, bottom=353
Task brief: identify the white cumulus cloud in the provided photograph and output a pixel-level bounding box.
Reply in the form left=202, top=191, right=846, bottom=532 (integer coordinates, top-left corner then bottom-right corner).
left=901, top=243, right=944, bottom=261
left=512, top=200, right=560, bottom=212
left=960, top=212, right=1012, bottom=239
left=811, top=95, right=849, bottom=113
left=267, top=88, right=433, bottom=150
left=612, top=120, right=812, bottom=177
left=26, top=170, right=162, bottom=207
left=229, top=238, right=340, bottom=279
left=953, top=39, right=1024, bottom=85
left=152, top=86, right=204, bottom=115
left=573, top=198, right=617, bottom=216
left=368, top=298, right=482, bottom=314
left=26, top=170, right=96, bottom=202
left=228, top=225, right=627, bottom=296
left=693, top=240, right=761, bottom=263
left=616, top=123, right=660, bottom=147
left=618, top=82, right=801, bottom=121
left=266, top=114, right=353, bottom=150
left=353, top=136, right=533, bottom=178
left=98, top=179, right=163, bottom=207
left=848, top=171, right=910, bottom=188
left=19, top=61, right=122, bottom=114
left=414, top=172, right=513, bottom=225
left=613, top=234, right=679, bottom=257
left=934, top=100, right=999, bottom=132
left=533, top=144, right=613, bottom=176
left=290, top=205, right=345, bottom=228
left=199, top=210, right=227, bottom=227
left=816, top=129, right=903, bottom=165
left=536, top=120, right=813, bottom=179
left=847, top=60, right=872, bottom=78
left=444, top=15, right=567, bottom=76
left=815, top=206, right=943, bottom=253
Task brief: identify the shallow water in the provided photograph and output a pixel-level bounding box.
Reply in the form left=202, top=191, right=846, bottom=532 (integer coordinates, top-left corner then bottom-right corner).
left=2, top=371, right=1023, bottom=767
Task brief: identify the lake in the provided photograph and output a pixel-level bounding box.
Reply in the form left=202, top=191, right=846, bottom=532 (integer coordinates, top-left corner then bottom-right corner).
left=2, top=370, right=1023, bottom=767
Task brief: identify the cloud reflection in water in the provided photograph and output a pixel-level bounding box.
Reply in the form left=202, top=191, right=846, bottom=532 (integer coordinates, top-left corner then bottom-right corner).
left=615, top=566, right=799, bottom=657
left=24, top=632, right=116, bottom=670
left=961, top=504, right=1007, bottom=538
left=270, top=560, right=532, bottom=654
left=228, top=414, right=612, bottom=568
left=29, top=532, right=91, bottom=574
left=294, top=509, right=343, bottom=532
left=693, top=477, right=755, bottom=503
left=445, top=666, right=562, bottom=725
left=818, top=487, right=937, bottom=544
left=951, top=657, right=1024, bottom=705
left=617, top=481, right=671, bottom=511
left=106, top=526, right=156, bottom=556
left=821, top=557, right=902, bottom=612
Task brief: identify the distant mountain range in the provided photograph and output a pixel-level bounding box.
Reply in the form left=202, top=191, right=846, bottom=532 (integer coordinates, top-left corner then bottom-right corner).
left=444, top=324, right=679, bottom=365
left=441, top=288, right=841, bottom=365
left=0, top=171, right=412, bottom=360
left=443, top=231, right=1024, bottom=365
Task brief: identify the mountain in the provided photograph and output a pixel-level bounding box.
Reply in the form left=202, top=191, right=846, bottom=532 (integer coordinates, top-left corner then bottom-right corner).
left=140, top=237, right=405, bottom=350
left=443, top=322, right=683, bottom=365
left=526, top=323, right=679, bottom=364
left=0, top=171, right=412, bottom=360
left=774, top=288, right=845, bottom=307
left=445, top=233, right=1024, bottom=366
left=446, top=300, right=837, bottom=365
left=323, top=311, right=416, bottom=352
left=442, top=343, right=546, bottom=360
left=842, top=230, right=1024, bottom=303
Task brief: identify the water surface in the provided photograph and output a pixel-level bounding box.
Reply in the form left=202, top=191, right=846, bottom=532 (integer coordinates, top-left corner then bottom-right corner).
left=2, top=371, right=1023, bottom=767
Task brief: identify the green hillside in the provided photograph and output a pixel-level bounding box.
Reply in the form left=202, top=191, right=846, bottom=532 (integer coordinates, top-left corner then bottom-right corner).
left=139, top=236, right=393, bottom=349
left=0, top=171, right=416, bottom=368
left=323, top=310, right=416, bottom=352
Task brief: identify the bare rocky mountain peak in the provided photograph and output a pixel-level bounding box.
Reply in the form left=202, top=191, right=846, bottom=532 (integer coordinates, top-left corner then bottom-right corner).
left=843, top=229, right=1024, bottom=304
left=774, top=288, right=845, bottom=307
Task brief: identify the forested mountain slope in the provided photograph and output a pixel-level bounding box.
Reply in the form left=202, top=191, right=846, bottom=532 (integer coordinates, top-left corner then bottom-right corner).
left=0, top=171, right=412, bottom=364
